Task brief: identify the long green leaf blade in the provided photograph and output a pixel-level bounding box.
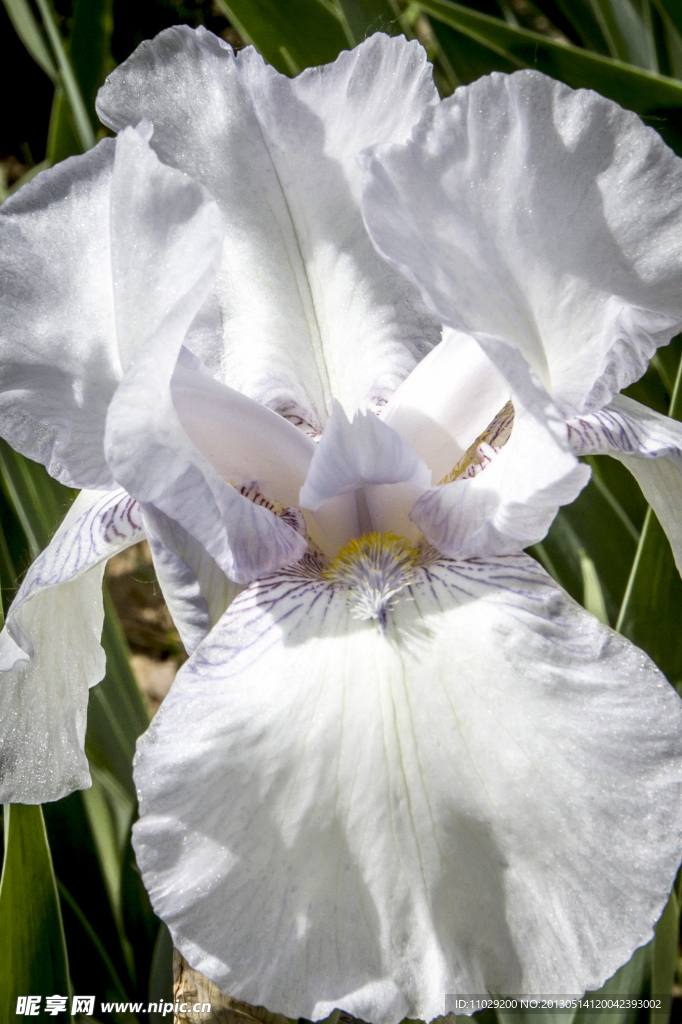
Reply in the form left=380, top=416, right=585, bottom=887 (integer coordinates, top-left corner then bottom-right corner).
left=332, top=0, right=403, bottom=41
left=0, top=804, right=71, bottom=1019
left=589, top=0, right=657, bottom=69
left=1, top=0, right=57, bottom=81
left=34, top=0, right=96, bottom=153
left=47, top=0, right=114, bottom=165
left=656, top=0, right=682, bottom=40
left=215, top=0, right=350, bottom=73
left=417, top=0, right=682, bottom=151
left=616, top=354, right=682, bottom=685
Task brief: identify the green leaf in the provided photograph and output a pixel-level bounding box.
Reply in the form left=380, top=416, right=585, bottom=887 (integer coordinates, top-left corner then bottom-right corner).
left=416, top=0, right=682, bottom=152
left=0, top=439, right=75, bottom=561
left=47, top=0, right=114, bottom=165
left=536, top=0, right=610, bottom=54
left=430, top=17, right=521, bottom=83
left=651, top=0, right=682, bottom=81
left=214, top=0, right=351, bottom=74
left=0, top=804, right=71, bottom=1018
left=588, top=0, right=657, bottom=69
left=43, top=792, right=136, bottom=1007
left=528, top=458, right=643, bottom=626
left=34, top=0, right=96, bottom=154
left=148, top=923, right=174, bottom=1024
left=616, top=353, right=682, bottom=685
left=85, top=590, right=149, bottom=801
left=651, top=885, right=679, bottom=1016
left=574, top=940, right=652, bottom=1024
left=1, top=0, right=57, bottom=82
left=331, top=0, right=404, bottom=41
left=656, top=0, right=682, bottom=41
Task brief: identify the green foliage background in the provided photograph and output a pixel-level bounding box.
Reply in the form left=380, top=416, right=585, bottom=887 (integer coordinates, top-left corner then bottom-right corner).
left=2, top=0, right=682, bottom=1020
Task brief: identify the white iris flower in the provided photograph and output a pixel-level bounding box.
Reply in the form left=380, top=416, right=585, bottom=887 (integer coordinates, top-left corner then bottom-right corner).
left=0, top=27, right=682, bottom=1024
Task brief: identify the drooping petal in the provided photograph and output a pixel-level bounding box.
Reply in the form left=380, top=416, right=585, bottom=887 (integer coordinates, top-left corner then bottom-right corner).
left=411, top=337, right=589, bottom=557
left=132, top=552, right=682, bottom=1024
left=97, top=28, right=441, bottom=424
left=0, top=140, right=119, bottom=488
left=380, top=328, right=510, bottom=482
left=103, top=127, right=307, bottom=585
left=299, top=402, right=431, bottom=544
left=361, top=69, right=682, bottom=416
left=568, top=394, right=682, bottom=573
left=0, top=488, right=144, bottom=803
left=0, top=123, right=231, bottom=491
left=171, top=347, right=315, bottom=507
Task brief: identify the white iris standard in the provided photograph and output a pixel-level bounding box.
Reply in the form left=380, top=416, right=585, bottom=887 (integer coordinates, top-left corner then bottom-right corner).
left=361, top=68, right=682, bottom=571
left=0, top=27, right=681, bottom=1024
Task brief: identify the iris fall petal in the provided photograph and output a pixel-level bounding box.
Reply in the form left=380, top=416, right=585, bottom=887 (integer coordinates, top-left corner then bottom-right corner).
left=133, top=552, right=682, bottom=1023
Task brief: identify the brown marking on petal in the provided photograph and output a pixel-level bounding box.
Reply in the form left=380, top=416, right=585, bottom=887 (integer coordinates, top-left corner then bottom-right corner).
left=439, top=400, right=514, bottom=484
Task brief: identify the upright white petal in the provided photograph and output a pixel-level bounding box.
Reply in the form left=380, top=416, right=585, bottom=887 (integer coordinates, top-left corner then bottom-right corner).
left=569, top=394, right=682, bottom=573
left=0, top=140, right=118, bottom=488
left=103, top=128, right=306, bottom=584
left=133, top=553, right=682, bottom=1024
left=97, top=28, right=441, bottom=424
left=411, top=338, right=589, bottom=557
left=0, top=489, right=144, bottom=803
left=362, top=69, right=682, bottom=416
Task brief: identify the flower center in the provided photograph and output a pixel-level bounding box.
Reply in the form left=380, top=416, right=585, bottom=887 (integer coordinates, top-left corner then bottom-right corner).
left=324, top=532, right=420, bottom=625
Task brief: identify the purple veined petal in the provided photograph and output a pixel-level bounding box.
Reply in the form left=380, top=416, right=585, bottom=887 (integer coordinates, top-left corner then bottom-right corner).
left=132, top=550, right=682, bottom=1024
left=0, top=488, right=144, bottom=804
left=97, top=28, right=441, bottom=424
left=171, top=346, right=316, bottom=508
left=103, top=128, right=308, bottom=585
left=380, top=328, right=510, bottom=483
left=568, top=393, right=682, bottom=573
left=299, top=402, right=432, bottom=546
left=411, top=336, right=589, bottom=558
left=361, top=69, right=682, bottom=418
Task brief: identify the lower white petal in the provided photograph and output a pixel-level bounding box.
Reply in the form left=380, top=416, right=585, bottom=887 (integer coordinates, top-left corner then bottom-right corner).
left=0, top=488, right=144, bottom=803
left=133, top=551, right=682, bottom=1024
left=568, top=394, right=682, bottom=573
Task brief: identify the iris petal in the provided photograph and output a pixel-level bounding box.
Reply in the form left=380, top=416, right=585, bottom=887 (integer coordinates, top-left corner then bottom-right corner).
left=133, top=551, right=682, bottom=1024
left=0, top=488, right=144, bottom=803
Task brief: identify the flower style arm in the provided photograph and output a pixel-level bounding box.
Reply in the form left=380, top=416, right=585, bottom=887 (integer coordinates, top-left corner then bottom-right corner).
left=0, top=488, right=144, bottom=803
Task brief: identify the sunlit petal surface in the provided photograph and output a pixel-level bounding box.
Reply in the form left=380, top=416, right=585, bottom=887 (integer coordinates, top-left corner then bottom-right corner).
left=0, top=140, right=119, bottom=487
left=133, top=552, right=682, bottom=1024
left=97, top=28, right=442, bottom=423
left=362, top=69, right=682, bottom=416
